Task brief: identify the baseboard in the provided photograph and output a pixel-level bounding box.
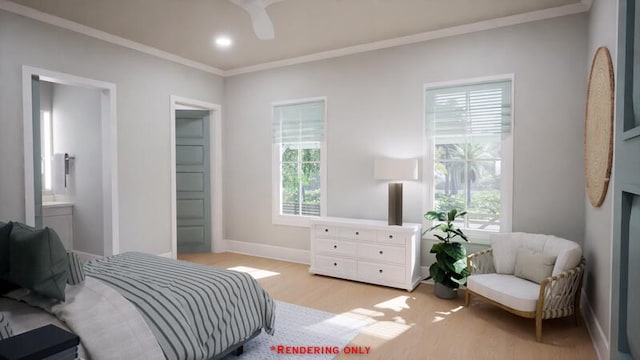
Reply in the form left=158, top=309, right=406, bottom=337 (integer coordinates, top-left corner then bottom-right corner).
left=581, top=290, right=610, bottom=360
left=157, top=252, right=173, bottom=258
left=223, top=239, right=310, bottom=265
left=72, top=250, right=102, bottom=263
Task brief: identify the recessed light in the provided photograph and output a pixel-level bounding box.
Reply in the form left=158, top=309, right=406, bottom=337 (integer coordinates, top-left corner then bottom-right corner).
left=215, top=36, right=233, bottom=48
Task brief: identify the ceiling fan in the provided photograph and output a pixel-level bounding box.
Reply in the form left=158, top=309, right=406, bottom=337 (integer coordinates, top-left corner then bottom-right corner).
left=229, top=0, right=282, bottom=40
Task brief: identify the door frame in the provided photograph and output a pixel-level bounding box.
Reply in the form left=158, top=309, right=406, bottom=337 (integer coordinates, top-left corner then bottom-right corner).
left=170, top=95, right=222, bottom=258
left=22, top=65, right=119, bottom=256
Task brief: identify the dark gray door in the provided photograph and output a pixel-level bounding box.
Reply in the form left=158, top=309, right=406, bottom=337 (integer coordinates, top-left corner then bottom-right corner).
left=612, top=1, right=640, bottom=359
left=176, top=110, right=211, bottom=253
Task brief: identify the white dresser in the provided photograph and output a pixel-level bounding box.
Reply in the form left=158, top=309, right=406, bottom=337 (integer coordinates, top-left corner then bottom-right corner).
left=309, top=217, right=422, bottom=291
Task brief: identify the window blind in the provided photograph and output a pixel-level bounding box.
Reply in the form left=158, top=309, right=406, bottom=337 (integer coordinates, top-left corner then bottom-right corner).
left=273, top=100, right=325, bottom=143
left=425, top=80, right=512, bottom=140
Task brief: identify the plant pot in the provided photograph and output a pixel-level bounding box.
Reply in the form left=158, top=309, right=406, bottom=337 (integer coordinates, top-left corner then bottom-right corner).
left=434, top=282, right=457, bottom=299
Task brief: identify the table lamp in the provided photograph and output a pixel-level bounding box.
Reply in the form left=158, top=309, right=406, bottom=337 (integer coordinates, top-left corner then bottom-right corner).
left=374, top=158, right=418, bottom=226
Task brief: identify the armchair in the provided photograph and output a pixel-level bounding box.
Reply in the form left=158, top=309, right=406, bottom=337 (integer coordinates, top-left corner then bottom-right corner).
left=464, top=233, right=585, bottom=342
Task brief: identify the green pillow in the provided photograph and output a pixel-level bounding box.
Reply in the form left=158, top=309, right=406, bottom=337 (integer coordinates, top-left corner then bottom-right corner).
left=9, top=223, right=68, bottom=301
left=514, top=248, right=557, bottom=284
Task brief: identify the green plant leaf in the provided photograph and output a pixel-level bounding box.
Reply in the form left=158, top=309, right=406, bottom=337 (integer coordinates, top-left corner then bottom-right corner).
left=447, top=209, right=457, bottom=222
left=452, top=258, right=468, bottom=274
left=433, top=233, right=446, bottom=242
left=429, top=263, right=446, bottom=283
left=430, top=242, right=443, bottom=254
left=442, top=243, right=466, bottom=260
left=425, top=211, right=446, bottom=222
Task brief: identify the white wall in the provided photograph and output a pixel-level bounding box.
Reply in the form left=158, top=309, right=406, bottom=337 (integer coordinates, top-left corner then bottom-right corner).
left=51, top=83, right=104, bottom=255
left=584, top=0, right=618, bottom=357
left=0, top=10, right=224, bottom=255
left=224, top=14, right=589, bottom=262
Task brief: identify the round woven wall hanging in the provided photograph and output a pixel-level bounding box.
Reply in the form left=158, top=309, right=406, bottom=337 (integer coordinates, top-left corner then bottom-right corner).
left=584, top=46, right=614, bottom=208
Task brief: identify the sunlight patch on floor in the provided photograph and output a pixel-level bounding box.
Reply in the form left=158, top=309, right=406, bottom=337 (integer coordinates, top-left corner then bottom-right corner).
left=433, top=305, right=464, bottom=323
left=359, top=321, right=412, bottom=340
left=373, top=296, right=412, bottom=312
left=227, top=266, right=280, bottom=279
left=349, top=308, right=385, bottom=318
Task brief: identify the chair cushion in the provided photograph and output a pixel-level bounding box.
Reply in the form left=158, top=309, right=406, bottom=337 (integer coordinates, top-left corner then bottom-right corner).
left=467, top=273, right=540, bottom=312
left=490, top=232, right=582, bottom=275
left=514, top=248, right=556, bottom=283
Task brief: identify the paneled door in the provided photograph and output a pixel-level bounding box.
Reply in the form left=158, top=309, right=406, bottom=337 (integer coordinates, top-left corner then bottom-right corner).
left=175, top=110, right=211, bottom=253
left=612, top=1, right=640, bottom=359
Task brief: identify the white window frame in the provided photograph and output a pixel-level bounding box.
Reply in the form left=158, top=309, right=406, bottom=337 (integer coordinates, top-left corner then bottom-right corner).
left=423, top=74, right=514, bottom=244
left=271, top=96, right=328, bottom=227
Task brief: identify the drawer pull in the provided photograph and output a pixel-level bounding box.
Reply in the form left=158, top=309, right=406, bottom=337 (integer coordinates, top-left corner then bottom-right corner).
left=388, top=235, right=393, bottom=239
left=355, top=231, right=359, bottom=235
left=325, top=228, right=329, bottom=232
left=379, top=250, right=383, bottom=255
left=333, top=245, right=337, bottom=249
left=379, top=269, right=383, bottom=273
left=334, top=262, right=337, bottom=266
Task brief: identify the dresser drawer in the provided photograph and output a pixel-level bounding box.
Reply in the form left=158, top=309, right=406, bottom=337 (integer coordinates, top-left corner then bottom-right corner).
left=357, top=243, right=405, bottom=264
left=315, top=238, right=357, bottom=257
left=337, top=227, right=376, bottom=241
left=314, top=225, right=337, bottom=238
left=376, top=230, right=409, bottom=245
left=315, top=255, right=357, bottom=275
left=357, top=261, right=405, bottom=284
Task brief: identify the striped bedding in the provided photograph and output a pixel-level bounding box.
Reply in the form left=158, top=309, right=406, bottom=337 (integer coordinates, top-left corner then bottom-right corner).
left=84, top=252, right=275, bottom=360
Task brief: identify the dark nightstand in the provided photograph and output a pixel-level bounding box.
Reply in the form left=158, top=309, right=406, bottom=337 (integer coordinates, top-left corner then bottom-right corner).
left=0, top=324, right=79, bottom=360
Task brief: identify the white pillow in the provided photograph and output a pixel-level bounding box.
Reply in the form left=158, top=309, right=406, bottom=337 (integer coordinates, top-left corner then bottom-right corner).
left=514, top=248, right=557, bottom=284
left=491, top=233, right=523, bottom=274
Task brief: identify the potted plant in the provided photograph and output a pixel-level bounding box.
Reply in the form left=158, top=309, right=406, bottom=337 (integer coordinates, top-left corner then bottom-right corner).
left=424, top=209, right=470, bottom=299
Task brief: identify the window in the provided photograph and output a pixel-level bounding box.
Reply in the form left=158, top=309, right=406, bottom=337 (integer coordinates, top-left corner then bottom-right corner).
left=272, top=98, right=327, bottom=226
left=425, top=78, right=513, bottom=236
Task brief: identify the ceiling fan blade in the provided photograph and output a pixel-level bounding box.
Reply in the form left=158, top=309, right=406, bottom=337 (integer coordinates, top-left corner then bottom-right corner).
left=248, top=7, right=275, bottom=40
left=230, top=0, right=275, bottom=40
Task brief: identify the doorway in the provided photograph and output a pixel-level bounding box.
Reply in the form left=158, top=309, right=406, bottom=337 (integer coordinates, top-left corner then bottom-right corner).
left=170, top=96, right=222, bottom=257
left=22, top=66, right=118, bottom=257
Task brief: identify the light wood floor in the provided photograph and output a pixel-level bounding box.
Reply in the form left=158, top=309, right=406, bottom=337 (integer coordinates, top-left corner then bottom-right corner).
left=179, top=252, right=597, bottom=360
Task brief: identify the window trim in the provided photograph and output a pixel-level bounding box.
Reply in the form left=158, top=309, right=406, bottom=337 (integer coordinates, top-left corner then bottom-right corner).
left=422, top=74, right=514, bottom=244
left=271, top=96, right=328, bottom=227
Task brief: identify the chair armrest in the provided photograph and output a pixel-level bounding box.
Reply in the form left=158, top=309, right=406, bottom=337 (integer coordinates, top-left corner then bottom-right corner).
left=467, top=248, right=495, bottom=275
left=537, top=258, right=586, bottom=318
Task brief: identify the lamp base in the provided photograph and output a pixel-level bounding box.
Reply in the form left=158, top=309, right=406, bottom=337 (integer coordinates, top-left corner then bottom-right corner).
left=388, top=183, right=403, bottom=226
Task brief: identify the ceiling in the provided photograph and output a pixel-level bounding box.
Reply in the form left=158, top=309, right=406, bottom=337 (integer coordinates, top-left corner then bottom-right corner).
left=8, top=0, right=584, bottom=73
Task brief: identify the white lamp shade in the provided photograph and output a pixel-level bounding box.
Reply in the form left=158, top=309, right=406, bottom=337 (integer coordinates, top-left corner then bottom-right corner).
left=374, top=158, right=418, bottom=181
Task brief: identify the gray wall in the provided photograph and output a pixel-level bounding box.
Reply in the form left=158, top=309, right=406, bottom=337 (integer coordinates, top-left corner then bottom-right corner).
left=52, top=83, right=104, bottom=255
left=585, top=0, right=617, bottom=346
left=224, top=14, right=589, bottom=261
left=0, top=10, right=224, bottom=255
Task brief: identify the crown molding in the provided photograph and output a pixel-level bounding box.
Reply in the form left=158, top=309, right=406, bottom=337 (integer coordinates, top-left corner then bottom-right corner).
left=0, top=0, right=590, bottom=78
left=225, top=1, right=591, bottom=76
left=0, top=0, right=225, bottom=76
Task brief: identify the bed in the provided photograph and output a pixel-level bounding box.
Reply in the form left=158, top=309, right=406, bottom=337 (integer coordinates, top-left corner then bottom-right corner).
left=1, top=251, right=276, bottom=360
